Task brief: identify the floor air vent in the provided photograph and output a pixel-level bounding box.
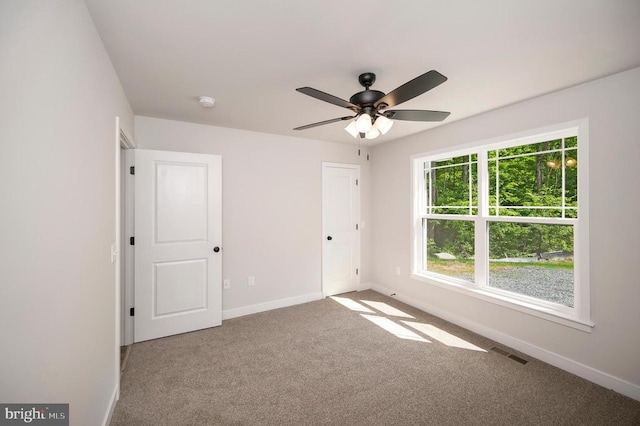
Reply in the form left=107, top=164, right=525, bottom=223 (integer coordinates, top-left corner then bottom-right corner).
left=490, top=346, right=509, bottom=356
left=508, top=354, right=528, bottom=365
left=490, top=347, right=529, bottom=365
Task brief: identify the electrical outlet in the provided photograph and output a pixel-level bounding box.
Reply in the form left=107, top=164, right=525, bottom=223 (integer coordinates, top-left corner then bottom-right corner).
left=395, top=266, right=401, bottom=276
left=223, top=279, right=231, bottom=289
left=248, top=275, right=255, bottom=286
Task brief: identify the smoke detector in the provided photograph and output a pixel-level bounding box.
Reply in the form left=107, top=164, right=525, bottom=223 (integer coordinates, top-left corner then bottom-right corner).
left=198, top=96, right=215, bottom=108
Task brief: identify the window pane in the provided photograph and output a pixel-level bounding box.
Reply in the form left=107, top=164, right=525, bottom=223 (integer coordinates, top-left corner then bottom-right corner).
left=425, top=155, right=477, bottom=215
left=489, top=138, right=578, bottom=218
left=433, top=155, right=472, bottom=167
left=425, top=219, right=475, bottom=282
left=488, top=222, right=574, bottom=307
left=498, top=139, right=561, bottom=157
left=565, top=148, right=578, bottom=215
left=565, top=136, right=578, bottom=148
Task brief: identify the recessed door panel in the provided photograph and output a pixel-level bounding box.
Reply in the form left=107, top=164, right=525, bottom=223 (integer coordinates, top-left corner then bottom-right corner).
left=327, top=242, right=351, bottom=283
left=155, top=163, right=207, bottom=244
left=327, top=175, right=352, bottom=232
left=154, top=259, right=207, bottom=317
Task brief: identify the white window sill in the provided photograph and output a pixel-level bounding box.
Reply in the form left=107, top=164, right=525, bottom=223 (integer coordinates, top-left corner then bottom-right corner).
left=410, top=272, right=594, bottom=333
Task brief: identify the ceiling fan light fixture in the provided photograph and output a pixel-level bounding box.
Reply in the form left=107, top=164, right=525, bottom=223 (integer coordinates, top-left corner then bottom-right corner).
left=344, top=121, right=359, bottom=138
left=374, top=115, right=394, bottom=135
left=355, top=114, right=372, bottom=133
left=365, top=127, right=380, bottom=140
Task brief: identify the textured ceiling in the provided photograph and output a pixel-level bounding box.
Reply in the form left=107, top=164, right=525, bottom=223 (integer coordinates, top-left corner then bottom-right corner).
left=85, top=0, right=640, bottom=145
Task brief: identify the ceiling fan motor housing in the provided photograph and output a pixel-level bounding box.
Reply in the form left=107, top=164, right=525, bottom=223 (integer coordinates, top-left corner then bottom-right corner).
left=350, top=90, right=385, bottom=109
left=350, top=73, right=387, bottom=113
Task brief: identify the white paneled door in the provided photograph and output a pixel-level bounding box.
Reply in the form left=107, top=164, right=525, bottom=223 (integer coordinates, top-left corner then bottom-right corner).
left=134, top=149, right=222, bottom=342
left=322, top=163, right=360, bottom=297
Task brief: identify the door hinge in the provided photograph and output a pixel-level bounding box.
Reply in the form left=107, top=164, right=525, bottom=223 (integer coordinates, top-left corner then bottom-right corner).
left=356, top=224, right=358, bottom=230
left=356, top=268, right=359, bottom=275
left=129, top=236, right=135, bottom=246
left=356, top=179, right=358, bottom=186
left=367, top=154, right=370, bottom=161
left=129, top=166, right=135, bottom=175
left=129, top=307, right=135, bottom=317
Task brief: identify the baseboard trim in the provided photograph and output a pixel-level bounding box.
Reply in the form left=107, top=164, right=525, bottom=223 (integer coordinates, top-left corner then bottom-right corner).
left=222, top=292, right=324, bottom=320
left=103, top=385, right=118, bottom=426
left=370, top=282, right=640, bottom=402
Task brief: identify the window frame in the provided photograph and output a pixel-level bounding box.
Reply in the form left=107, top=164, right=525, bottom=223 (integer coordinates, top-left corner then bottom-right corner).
left=410, top=119, right=592, bottom=332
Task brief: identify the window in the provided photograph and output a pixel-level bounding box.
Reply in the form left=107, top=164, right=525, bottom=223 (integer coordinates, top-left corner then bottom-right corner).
left=412, top=120, right=591, bottom=330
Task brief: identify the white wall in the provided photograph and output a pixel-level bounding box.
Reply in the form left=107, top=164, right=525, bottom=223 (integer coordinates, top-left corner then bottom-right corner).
left=370, top=67, right=640, bottom=398
left=0, top=1, right=134, bottom=424
left=135, top=117, right=372, bottom=314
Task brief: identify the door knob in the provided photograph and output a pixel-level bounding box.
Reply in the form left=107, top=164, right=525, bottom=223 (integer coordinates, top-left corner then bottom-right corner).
left=327, top=236, right=332, bottom=241
left=213, top=246, right=220, bottom=253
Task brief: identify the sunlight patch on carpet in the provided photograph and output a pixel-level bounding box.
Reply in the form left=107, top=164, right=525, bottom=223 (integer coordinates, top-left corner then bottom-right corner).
left=330, top=296, right=376, bottom=313
left=361, top=314, right=430, bottom=342
left=402, top=321, right=486, bottom=352
left=360, top=300, right=415, bottom=318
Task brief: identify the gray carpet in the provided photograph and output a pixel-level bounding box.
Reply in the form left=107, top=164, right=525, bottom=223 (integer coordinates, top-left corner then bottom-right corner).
left=111, top=290, right=640, bottom=425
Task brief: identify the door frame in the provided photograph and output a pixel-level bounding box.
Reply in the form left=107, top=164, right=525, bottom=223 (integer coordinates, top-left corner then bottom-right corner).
left=121, top=140, right=135, bottom=346
left=114, top=117, right=135, bottom=402
left=321, top=162, right=361, bottom=297
left=116, top=119, right=135, bottom=355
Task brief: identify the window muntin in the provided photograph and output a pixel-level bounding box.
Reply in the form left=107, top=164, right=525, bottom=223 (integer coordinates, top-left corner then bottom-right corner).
left=412, top=123, right=589, bottom=326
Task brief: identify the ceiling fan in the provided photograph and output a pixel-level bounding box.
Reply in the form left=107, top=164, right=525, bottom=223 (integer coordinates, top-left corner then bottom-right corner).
left=294, top=70, right=450, bottom=140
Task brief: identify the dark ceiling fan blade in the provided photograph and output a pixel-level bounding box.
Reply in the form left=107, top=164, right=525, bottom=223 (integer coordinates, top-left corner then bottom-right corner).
left=293, top=116, right=354, bottom=131
left=383, top=110, right=450, bottom=122
left=375, top=70, right=447, bottom=109
left=296, top=87, right=359, bottom=111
